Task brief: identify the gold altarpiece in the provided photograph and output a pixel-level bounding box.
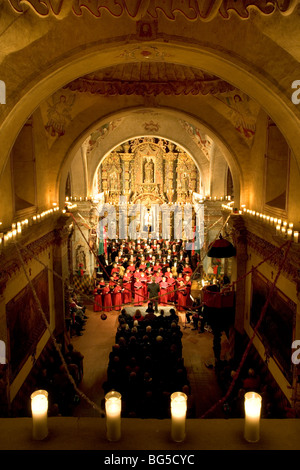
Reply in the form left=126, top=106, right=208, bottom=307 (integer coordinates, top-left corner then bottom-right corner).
left=99, top=137, right=199, bottom=203
left=97, top=137, right=199, bottom=238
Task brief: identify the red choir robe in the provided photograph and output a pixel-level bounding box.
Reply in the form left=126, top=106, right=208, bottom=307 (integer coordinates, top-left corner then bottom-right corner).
left=133, top=270, right=141, bottom=280
left=102, top=285, right=113, bottom=312
left=154, top=274, right=162, bottom=285
left=159, top=281, right=169, bottom=305
left=111, top=267, right=120, bottom=275
left=113, top=284, right=123, bottom=311
left=134, top=280, right=144, bottom=306
left=146, top=268, right=153, bottom=278
left=153, top=264, right=162, bottom=272
left=127, top=264, right=136, bottom=272
left=167, top=276, right=176, bottom=303
left=183, top=266, right=193, bottom=277
left=93, top=286, right=102, bottom=312
left=139, top=263, right=147, bottom=271
left=164, top=270, right=172, bottom=278
left=109, top=278, right=117, bottom=291
left=177, top=284, right=188, bottom=311
left=139, top=273, right=148, bottom=300
left=122, top=275, right=132, bottom=304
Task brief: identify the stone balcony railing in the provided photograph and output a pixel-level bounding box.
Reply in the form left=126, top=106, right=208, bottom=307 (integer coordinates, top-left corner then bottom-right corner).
left=0, top=417, right=299, bottom=451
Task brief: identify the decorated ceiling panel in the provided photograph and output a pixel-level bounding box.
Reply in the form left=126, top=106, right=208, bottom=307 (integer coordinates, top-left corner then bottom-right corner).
left=7, top=0, right=296, bottom=20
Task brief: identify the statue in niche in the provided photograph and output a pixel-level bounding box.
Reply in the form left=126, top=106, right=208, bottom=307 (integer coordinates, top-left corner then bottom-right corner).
left=144, top=159, right=154, bottom=183
left=181, top=173, right=189, bottom=192
left=109, top=166, right=122, bottom=191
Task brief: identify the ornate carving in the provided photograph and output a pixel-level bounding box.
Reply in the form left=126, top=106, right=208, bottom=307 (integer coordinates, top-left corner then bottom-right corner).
left=8, top=1, right=297, bottom=20
left=99, top=136, right=199, bottom=205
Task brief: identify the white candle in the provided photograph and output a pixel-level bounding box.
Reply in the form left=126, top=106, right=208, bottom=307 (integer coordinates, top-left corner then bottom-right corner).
left=105, top=391, right=122, bottom=442
left=31, top=390, right=48, bottom=440
left=244, top=392, right=262, bottom=443
left=170, top=392, right=187, bottom=442
left=294, top=231, right=299, bottom=243
left=287, top=229, right=293, bottom=239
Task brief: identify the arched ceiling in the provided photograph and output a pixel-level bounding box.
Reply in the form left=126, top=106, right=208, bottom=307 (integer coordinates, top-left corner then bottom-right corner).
left=1, top=0, right=300, bottom=224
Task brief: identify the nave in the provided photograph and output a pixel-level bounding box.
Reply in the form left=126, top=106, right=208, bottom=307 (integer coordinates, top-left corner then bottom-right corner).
left=70, top=302, right=230, bottom=419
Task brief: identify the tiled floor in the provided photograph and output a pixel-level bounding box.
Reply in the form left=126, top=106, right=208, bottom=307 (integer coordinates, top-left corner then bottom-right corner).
left=71, top=302, right=230, bottom=419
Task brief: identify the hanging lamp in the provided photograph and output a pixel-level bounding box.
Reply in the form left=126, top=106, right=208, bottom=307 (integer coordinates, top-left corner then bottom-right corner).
left=207, top=234, right=236, bottom=258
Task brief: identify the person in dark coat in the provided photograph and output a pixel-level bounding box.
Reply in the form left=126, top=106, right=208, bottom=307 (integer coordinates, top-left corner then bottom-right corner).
left=147, top=277, right=160, bottom=312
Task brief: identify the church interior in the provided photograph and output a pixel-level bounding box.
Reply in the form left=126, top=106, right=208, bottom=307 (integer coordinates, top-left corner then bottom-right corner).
left=0, top=0, right=300, bottom=451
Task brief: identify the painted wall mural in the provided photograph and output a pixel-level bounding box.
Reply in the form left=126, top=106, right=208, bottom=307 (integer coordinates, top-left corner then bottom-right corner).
left=179, top=120, right=212, bottom=160
left=87, top=119, right=124, bottom=151
left=213, top=91, right=259, bottom=142
left=6, top=269, right=50, bottom=381
left=44, top=91, right=76, bottom=138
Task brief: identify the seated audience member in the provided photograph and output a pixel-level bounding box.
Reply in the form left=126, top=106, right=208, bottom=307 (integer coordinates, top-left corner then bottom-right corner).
left=133, top=309, right=144, bottom=323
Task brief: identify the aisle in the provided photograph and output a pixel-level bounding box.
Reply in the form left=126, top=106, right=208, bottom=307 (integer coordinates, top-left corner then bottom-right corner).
left=70, top=305, right=228, bottom=418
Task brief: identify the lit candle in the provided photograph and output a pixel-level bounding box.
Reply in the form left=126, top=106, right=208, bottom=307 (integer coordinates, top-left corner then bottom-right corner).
left=31, top=390, right=48, bottom=440
left=105, top=391, right=122, bottom=442
left=170, top=391, right=187, bottom=442
left=288, top=223, right=293, bottom=229
left=287, top=229, right=293, bottom=239
left=244, top=392, right=262, bottom=443
left=294, top=231, right=299, bottom=243
left=276, top=224, right=281, bottom=233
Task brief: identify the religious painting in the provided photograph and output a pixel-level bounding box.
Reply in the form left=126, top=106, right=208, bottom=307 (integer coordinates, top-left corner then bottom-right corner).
left=179, top=119, right=212, bottom=160
left=44, top=91, right=76, bottom=138
left=212, top=91, right=259, bottom=143
left=137, top=20, right=158, bottom=40
left=6, top=269, right=50, bottom=382
left=250, top=270, right=296, bottom=384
